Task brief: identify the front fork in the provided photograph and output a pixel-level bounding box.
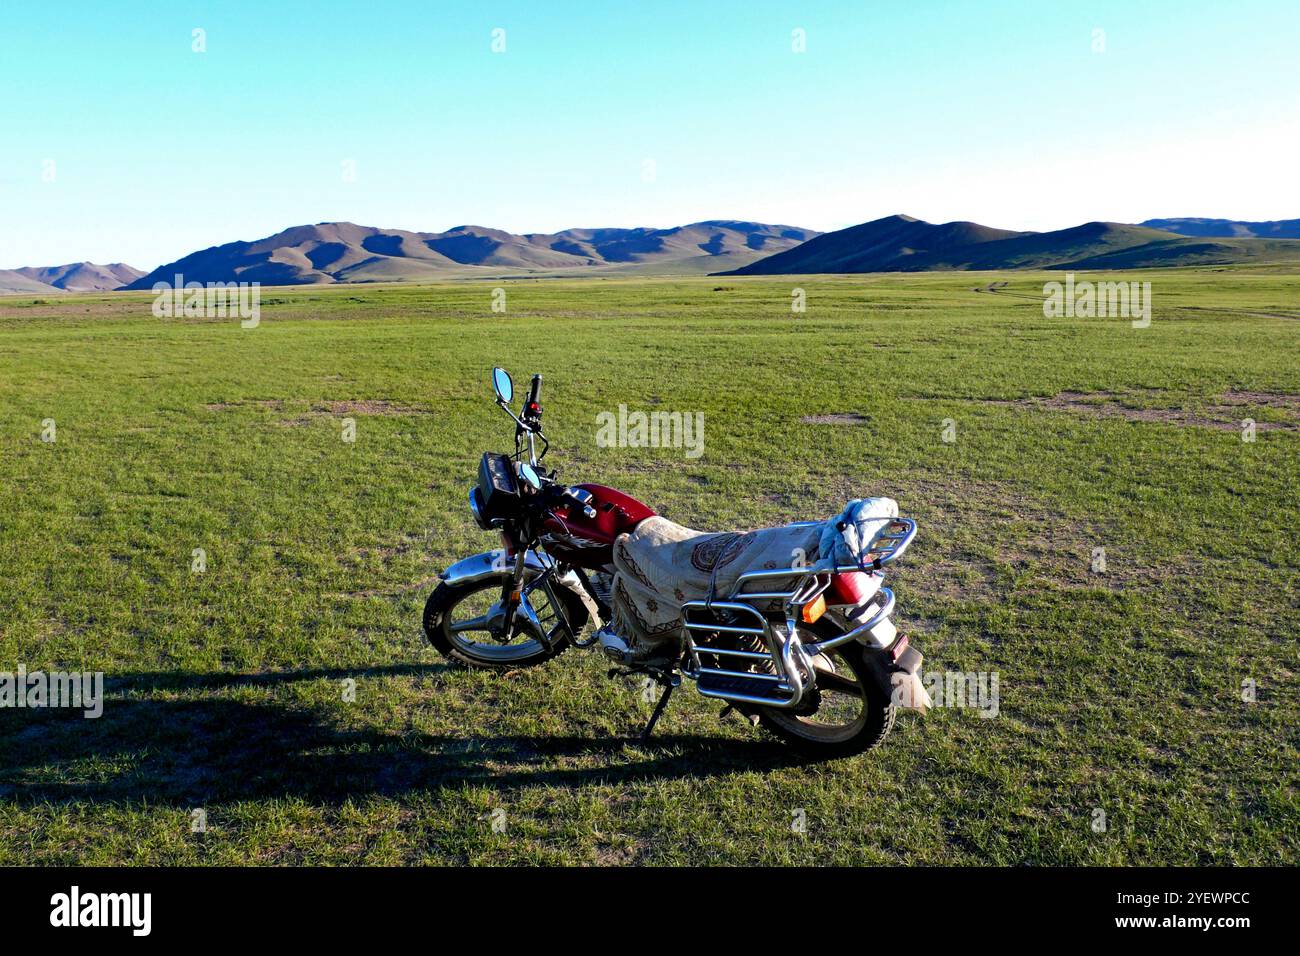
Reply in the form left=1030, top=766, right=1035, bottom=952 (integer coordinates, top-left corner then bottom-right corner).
left=499, top=549, right=529, bottom=632
left=502, top=549, right=589, bottom=651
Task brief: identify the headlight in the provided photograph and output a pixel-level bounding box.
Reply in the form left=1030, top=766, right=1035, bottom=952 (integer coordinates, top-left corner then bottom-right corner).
left=467, top=486, right=491, bottom=530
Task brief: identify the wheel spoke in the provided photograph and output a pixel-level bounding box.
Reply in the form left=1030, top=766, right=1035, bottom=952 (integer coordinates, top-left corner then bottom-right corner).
left=449, top=613, right=491, bottom=634
left=813, top=669, right=864, bottom=697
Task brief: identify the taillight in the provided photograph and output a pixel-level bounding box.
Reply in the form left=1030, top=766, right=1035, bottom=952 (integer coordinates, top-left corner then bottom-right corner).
left=829, top=571, right=875, bottom=605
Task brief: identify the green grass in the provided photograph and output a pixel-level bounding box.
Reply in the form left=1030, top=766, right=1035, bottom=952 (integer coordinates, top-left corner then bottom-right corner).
left=1, top=268, right=1296, bottom=865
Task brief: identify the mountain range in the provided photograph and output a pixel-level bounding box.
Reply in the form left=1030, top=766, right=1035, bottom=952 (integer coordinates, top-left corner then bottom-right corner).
left=721, top=215, right=1300, bottom=275
left=4, top=216, right=1299, bottom=293
left=119, top=220, right=820, bottom=290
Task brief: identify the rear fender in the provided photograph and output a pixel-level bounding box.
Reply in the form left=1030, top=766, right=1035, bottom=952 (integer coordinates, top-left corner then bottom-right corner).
left=863, top=640, right=932, bottom=713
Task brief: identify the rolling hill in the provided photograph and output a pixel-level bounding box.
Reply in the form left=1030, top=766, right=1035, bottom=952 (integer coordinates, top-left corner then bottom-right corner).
left=124, top=221, right=820, bottom=289
left=0, top=262, right=144, bottom=294
left=722, top=215, right=1300, bottom=275
left=1142, top=217, right=1300, bottom=239
left=711, top=215, right=1028, bottom=274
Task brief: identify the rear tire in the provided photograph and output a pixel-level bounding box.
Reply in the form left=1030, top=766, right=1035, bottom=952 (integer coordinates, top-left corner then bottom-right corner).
left=423, top=576, right=588, bottom=670
left=755, top=636, right=895, bottom=759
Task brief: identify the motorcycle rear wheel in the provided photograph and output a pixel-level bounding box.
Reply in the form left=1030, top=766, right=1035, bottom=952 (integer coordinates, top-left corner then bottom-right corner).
left=422, top=575, right=588, bottom=670
left=755, top=629, right=895, bottom=758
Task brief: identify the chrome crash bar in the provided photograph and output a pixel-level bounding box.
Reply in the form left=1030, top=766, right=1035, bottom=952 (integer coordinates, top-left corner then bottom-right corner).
left=677, top=518, right=915, bottom=708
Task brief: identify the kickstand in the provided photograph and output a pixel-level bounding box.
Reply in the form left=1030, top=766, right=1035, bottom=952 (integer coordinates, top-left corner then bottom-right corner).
left=640, top=680, right=675, bottom=742
left=607, top=662, right=681, bottom=743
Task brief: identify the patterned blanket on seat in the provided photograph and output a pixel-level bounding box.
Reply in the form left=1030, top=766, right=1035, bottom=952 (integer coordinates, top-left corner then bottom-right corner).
left=610, top=516, right=824, bottom=649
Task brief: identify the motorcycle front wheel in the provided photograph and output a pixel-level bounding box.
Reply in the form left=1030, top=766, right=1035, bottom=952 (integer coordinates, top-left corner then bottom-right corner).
left=755, top=629, right=896, bottom=758
left=422, top=574, right=588, bottom=670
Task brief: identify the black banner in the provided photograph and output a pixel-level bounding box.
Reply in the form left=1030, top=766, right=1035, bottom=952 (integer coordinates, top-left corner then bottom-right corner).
left=1, top=866, right=1274, bottom=941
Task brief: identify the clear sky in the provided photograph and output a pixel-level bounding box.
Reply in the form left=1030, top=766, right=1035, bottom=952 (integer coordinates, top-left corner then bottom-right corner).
left=2, top=0, right=1297, bottom=270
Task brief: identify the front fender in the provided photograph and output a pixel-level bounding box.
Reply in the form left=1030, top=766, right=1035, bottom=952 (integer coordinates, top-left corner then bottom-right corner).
left=440, top=549, right=591, bottom=604
left=440, top=549, right=554, bottom=587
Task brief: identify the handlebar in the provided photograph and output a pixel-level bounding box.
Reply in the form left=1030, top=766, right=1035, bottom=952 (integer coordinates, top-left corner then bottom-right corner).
left=509, top=373, right=548, bottom=466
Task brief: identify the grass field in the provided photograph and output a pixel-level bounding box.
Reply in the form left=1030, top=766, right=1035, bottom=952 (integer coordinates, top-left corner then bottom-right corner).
left=1, top=269, right=1296, bottom=865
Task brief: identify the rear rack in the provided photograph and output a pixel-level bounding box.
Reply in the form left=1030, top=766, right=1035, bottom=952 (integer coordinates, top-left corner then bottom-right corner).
left=724, top=516, right=915, bottom=603
left=853, top=516, right=917, bottom=569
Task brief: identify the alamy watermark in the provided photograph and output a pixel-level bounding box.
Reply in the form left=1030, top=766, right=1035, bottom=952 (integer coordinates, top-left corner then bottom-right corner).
left=0, top=666, right=104, bottom=718
left=1043, top=273, right=1151, bottom=327
left=152, top=273, right=261, bottom=327
left=50, top=886, right=150, bottom=936
left=596, top=404, right=704, bottom=459
left=895, top=669, right=999, bottom=718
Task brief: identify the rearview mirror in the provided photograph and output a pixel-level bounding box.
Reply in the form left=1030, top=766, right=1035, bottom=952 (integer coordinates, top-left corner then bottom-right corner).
left=518, top=463, right=541, bottom=490
left=491, top=367, right=513, bottom=405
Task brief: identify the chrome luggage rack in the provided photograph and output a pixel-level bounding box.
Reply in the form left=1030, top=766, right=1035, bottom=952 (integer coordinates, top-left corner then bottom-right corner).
left=678, top=517, right=916, bottom=709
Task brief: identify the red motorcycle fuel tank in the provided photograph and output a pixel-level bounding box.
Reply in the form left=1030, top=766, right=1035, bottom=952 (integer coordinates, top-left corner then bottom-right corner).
left=540, top=483, right=656, bottom=569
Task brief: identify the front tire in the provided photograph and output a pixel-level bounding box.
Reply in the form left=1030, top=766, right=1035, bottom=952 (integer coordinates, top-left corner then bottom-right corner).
left=423, top=575, right=588, bottom=670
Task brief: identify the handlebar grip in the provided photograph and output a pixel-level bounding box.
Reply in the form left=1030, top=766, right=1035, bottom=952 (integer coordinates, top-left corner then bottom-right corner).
left=524, top=374, right=543, bottom=422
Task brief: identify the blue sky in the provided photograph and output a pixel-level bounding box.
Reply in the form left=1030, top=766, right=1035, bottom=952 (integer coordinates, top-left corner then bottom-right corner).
left=2, top=0, right=1297, bottom=269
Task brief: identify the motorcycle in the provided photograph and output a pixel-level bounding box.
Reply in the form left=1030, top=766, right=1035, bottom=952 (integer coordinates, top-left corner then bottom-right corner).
left=422, top=368, right=929, bottom=757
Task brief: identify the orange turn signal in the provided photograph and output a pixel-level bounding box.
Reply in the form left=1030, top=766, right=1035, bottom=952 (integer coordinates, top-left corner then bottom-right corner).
left=801, top=594, right=826, bottom=624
